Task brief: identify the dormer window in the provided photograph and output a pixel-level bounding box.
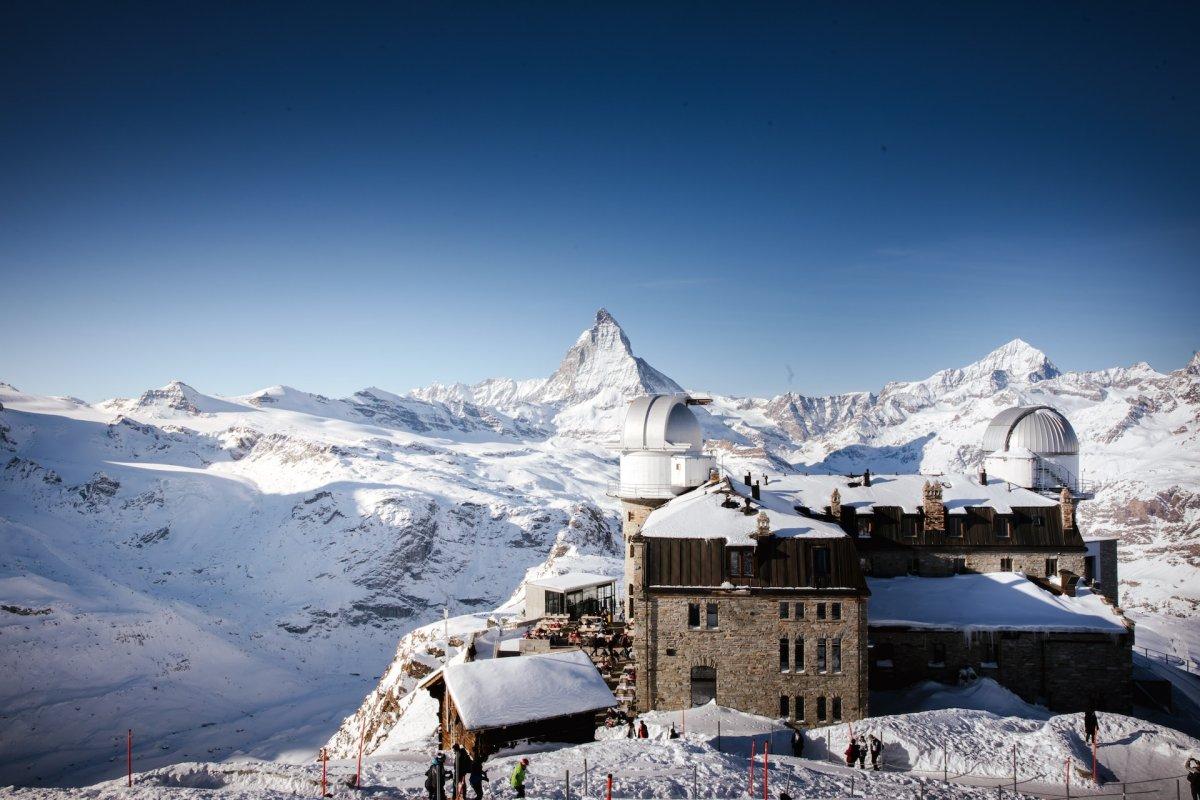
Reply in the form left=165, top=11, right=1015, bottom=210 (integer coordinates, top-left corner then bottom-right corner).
left=857, top=517, right=873, bottom=538
left=727, top=547, right=754, bottom=579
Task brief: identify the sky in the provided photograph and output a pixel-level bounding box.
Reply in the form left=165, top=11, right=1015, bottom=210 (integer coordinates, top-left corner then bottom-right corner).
left=1, top=2, right=1198, bottom=402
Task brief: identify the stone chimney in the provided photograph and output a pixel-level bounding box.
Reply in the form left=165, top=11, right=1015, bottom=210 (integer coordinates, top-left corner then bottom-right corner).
left=829, top=488, right=842, bottom=520
left=752, top=510, right=772, bottom=540
left=923, top=480, right=945, bottom=532
left=752, top=481, right=761, bottom=500
left=863, top=468, right=872, bottom=488
left=1060, top=487, right=1075, bottom=530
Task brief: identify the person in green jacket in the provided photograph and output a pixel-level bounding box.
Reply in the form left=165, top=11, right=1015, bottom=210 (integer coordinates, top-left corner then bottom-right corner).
left=510, top=757, right=529, bottom=798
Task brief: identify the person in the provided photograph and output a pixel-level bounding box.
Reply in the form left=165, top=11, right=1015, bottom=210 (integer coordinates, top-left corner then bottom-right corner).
left=468, top=754, right=486, bottom=800
left=844, top=738, right=859, bottom=768
left=869, top=735, right=883, bottom=771
left=453, top=743, right=472, bottom=800
left=791, top=727, right=804, bottom=758
left=638, top=720, right=649, bottom=739
left=626, top=719, right=635, bottom=738
left=668, top=724, right=680, bottom=739
left=1084, top=702, right=1099, bottom=745
left=510, top=757, right=529, bottom=799
left=855, top=736, right=867, bottom=769
left=425, top=753, right=449, bottom=800
left=1186, top=758, right=1200, bottom=800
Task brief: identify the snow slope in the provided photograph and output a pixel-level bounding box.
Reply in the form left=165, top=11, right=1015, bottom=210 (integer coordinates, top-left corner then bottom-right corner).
left=2, top=309, right=1197, bottom=787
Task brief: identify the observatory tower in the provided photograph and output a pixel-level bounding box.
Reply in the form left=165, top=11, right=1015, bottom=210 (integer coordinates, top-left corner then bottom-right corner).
left=982, top=405, right=1082, bottom=494
left=618, top=395, right=715, bottom=617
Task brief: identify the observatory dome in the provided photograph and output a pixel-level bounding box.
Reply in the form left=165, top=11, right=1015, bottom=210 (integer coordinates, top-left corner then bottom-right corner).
left=982, top=406, right=1079, bottom=455
left=621, top=395, right=703, bottom=452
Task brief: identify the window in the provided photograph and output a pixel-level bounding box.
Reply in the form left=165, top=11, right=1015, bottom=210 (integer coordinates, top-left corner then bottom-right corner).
left=627, top=511, right=634, bottom=522
left=1032, top=514, right=1046, bottom=528
left=906, top=516, right=922, bottom=537
left=728, top=550, right=742, bottom=578
left=1045, top=558, right=1058, bottom=578
left=816, top=696, right=827, bottom=722
left=1000, top=557, right=1013, bottom=572
left=860, top=556, right=873, bottom=576
left=930, top=642, right=946, bottom=665
left=998, top=517, right=1011, bottom=538
left=832, top=638, right=842, bottom=673
left=947, top=517, right=961, bottom=537
left=690, top=666, right=716, bottom=706
left=816, top=603, right=826, bottom=620
left=1084, top=556, right=1097, bottom=583
left=706, top=603, right=719, bottom=629
left=795, top=602, right=804, bottom=619
left=779, top=695, right=789, bottom=717
left=817, top=639, right=827, bottom=672
left=857, top=518, right=872, bottom=538
left=831, top=603, right=842, bottom=621
left=832, top=697, right=842, bottom=721
left=687, top=603, right=700, bottom=629
left=813, top=547, right=831, bottom=578
left=794, top=637, right=805, bottom=671
left=727, top=548, right=754, bottom=579
left=953, top=557, right=966, bottom=574
left=779, top=638, right=790, bottom=672
left=794, top=696, right=805, bottom=720
left=909, top=555, right=921, bottom=575
left=779, top=602, right=789, bottom=619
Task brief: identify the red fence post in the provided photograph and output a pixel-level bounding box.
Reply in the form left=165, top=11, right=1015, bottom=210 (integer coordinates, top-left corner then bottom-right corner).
left=606, top=772, right=613, bottom=800
left=762, top=740, right=769, bottom=800
left=749, top=740, right=755, bottom=797
left=127, top=729, right=133, bottom=787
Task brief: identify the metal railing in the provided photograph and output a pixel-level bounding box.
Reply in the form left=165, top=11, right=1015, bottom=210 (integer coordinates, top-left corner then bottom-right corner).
left=1135, top=645, right=1200, bottom=677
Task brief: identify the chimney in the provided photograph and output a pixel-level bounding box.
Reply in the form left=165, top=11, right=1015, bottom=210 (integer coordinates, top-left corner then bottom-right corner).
left=751, top=481, right=761, bottom=500
left=863, top=468, right=872, bottom=488
left=752, top=510, right=772, bottom=540
left=978, top=466, right=988, bottom=485
left=1060, top=487, right=1075, bottom=530
left=742, top=497, right=755, bottom=515
left=708, top=467, right=720, bottom=483
left=923, top=480, right=945, bottom=532
left=829, top=488, right=842, bottom=520
left=744, top=472, right=752, bottom=486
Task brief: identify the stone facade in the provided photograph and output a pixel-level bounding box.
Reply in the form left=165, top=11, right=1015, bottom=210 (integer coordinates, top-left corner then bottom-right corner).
left=640, top=591, right=868, bottom=723
left=862, top=549, right=1086, bottom=579
left=869, top=626, right=1132, bottom=713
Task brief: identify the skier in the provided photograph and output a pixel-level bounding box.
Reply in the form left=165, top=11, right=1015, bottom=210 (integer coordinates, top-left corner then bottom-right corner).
left=626, top=720, right=635, bottom=738
left=1186, top=758, right=1200, bottom=800
left=453, top=743, right=472, bottom=799
left=468, top=754, right=487, bottom=800
left=844, top=738, right=859, bottom=768
left=855, top=736, right=867, bottom=769
left=868, top=734, right=883, bottom=771
left=638, top=720, right=649, bottom=739
left=790, top=726, right=804, bottom=757
left=510, top=757, right=529, bottom=799
left=425, top=753, right=449, bottom=800
left=1084, top=702, right=1099, bottom=745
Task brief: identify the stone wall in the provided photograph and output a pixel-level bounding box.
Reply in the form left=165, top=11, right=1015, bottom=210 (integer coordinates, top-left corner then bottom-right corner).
left=863, top=549, right=1086, bottom=579
left=869, top=626, right=1132, bottom=713
left=640, top=591, right=869, bottom=723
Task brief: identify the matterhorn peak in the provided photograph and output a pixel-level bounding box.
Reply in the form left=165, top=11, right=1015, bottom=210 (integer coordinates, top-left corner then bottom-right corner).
left=533, top=309, right=681, bottom=405
left=1183, top=350, right=1200, bottom=377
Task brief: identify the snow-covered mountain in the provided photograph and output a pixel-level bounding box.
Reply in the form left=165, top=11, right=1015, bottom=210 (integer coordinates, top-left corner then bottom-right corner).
left=2, top=309, right=1197, bottom=787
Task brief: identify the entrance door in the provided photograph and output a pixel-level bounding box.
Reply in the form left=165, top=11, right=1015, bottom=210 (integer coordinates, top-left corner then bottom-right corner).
left=690, top=666, right=716, bottom=706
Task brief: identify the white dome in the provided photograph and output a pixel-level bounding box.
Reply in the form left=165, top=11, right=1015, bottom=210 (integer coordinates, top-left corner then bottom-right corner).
left=620, top=395, right=703, bottom=452
left=982, top=406, right=1079, bottom=455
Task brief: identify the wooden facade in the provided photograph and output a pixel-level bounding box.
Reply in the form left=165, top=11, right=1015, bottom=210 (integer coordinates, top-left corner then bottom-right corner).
left=826, top=505, right=1086, bottom=552
left=644, top=536, right=869, bottom=593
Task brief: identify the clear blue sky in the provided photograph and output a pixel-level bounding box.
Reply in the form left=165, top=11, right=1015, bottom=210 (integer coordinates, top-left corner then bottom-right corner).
left=2, top=2, right=1197, bottom=402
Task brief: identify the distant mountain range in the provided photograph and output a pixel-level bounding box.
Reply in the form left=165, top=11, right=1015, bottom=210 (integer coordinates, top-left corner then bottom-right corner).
left=2, top=308, right=1196, bottom=786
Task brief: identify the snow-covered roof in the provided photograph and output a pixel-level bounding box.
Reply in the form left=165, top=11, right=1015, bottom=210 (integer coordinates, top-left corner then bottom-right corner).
left=770, top=473, right=1058, bottom=515
left=640, top=478, right=848, bottom=546
left=527, top=572, right=617, bottom=593
left=867, top=573, right=1128, bottom=634
left=442, top=650, right=615, bottom=730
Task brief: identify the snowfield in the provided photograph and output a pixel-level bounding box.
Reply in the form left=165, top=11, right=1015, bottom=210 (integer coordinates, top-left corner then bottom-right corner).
left=2, top=309, right=1198, bottom=788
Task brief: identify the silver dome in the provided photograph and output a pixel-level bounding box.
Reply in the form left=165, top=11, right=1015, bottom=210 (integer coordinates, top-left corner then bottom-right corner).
left=621, top=395, right=703, bottom=451
left=982, top=405, right=1079, bottom=455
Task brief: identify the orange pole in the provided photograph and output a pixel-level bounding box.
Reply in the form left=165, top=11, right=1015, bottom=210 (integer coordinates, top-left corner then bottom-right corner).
left=749, top=740, right=755, bottom=797
left=1092, top=736, right=1098, bottom=781
left=127, top=729, right=133, bottom=787
left=762, top=741, right=769, bottom=800
left=606, top=773, right=613, bottom=800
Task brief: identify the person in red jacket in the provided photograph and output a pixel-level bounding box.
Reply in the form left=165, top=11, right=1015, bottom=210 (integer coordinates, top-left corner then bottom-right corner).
left=844, top=738, right=860, bottom=767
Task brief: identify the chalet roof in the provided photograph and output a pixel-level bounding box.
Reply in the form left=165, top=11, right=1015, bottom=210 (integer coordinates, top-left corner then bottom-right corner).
left=867, top=573, right=1127, bottom=635
left=442, top=650, right=615, bottom=730
left=641, top=478, right=848, bottom=546
left=770, top=473, right=1059, bottom=515
left=526, top=572, right=617, bottom=593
